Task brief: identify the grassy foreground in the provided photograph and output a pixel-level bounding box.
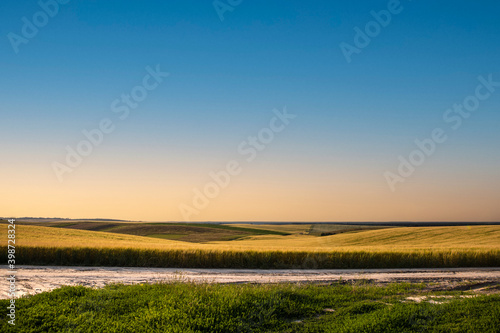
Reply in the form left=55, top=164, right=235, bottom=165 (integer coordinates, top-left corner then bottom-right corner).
left=1, top=282, right=499, bottom=332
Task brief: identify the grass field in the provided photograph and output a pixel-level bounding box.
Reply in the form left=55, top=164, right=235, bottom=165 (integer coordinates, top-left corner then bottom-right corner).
left=2, top=223, right=500, bottom=269
left=226, top=224, right=312, bottom=234
left=6, top=223, right=500, bottom=250
left=11, top=221, right=288, bottom=243
left=2, top=281, right=499, bottom=332
left=307, top=224, right=392, bottom=236
left=217, top=225, right=500, bottom=250
left=2, top=221, right=500, bottom=331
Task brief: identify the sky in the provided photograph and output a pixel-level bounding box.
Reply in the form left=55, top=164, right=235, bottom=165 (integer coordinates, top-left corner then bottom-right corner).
left=1, top=0, right=500, bottom=222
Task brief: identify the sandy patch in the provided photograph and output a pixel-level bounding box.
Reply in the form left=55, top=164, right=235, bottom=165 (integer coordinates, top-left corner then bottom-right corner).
left=2, top=266, right=500, bottom=299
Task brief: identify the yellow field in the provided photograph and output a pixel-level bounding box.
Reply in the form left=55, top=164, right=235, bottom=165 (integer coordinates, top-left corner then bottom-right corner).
left=3, top=224, right=499, bottom=268
left=8, top=225, right=203, bottom=250
left=6, top=224, right=500, bottom=252
left=212, top=225, right=500, bottom=251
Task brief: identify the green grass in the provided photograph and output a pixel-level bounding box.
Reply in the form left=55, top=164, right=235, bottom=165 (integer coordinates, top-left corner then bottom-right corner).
left=1, top=282, right=498, bottom=332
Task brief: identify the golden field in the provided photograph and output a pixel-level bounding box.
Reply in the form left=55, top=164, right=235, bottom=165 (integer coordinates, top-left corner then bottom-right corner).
left=5, top=224, right=500, bottom=251
left=2, top=223, right=499, bottom=269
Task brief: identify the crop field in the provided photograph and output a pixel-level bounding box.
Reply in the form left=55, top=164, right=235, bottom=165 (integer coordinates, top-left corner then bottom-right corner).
left=10, top=221, right=288, bottom=243
left=226, top=224, right=312, bottom=234
left=217, top=225, right=500, bottom=250
left=6, top=221, right=500, bottom=250
left=2, top=221, right=500, bottom=331
left=1, top=281, right=499, bottom=332
left=307, top=224, right=393, bottom=236
left=2, top=222, right=500, bottom=269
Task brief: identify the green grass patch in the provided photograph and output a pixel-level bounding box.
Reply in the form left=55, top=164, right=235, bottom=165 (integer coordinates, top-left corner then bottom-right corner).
left=1, top=282, right=498, bottom=332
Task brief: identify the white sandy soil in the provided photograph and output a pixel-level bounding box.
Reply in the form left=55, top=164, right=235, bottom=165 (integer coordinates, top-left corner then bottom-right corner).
left=2, top=266, right=500, bottom=299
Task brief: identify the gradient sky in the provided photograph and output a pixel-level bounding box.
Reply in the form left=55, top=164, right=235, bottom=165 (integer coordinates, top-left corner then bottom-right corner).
left=2, top=0, right=499, bottom=222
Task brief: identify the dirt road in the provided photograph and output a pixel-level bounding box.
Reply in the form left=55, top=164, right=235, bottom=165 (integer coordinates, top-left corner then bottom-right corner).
left=2, top=266, right=500, bottom=299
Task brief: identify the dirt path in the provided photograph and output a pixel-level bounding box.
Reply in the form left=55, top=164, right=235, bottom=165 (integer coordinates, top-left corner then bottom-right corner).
left=2, top=266, right=500, bottom=299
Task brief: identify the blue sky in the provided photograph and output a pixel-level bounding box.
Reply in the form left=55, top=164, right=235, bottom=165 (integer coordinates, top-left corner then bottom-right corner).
left=2, top=0, right=500, bottom=221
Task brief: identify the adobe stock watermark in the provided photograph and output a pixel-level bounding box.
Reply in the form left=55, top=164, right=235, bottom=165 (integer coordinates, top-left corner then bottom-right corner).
left=7, top=0, right=71, bottom=54
left=213, top=0, right=243, bottom=21
left=52, top=65, right=169, bottom=182
left=6, top=219, right=16, bottom=326
left=340, top=0, right=411, bottom=63
left=179, top=107, right=296, bottom=221
left=384, top=74, right=499, bottom=192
